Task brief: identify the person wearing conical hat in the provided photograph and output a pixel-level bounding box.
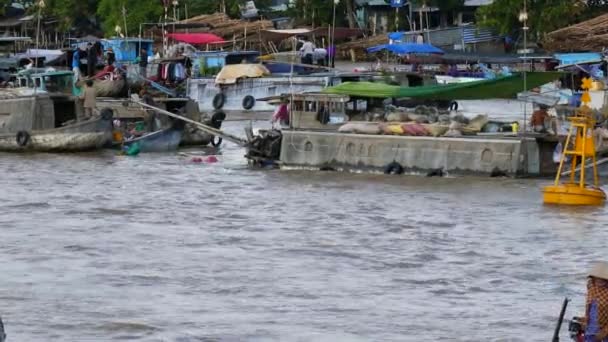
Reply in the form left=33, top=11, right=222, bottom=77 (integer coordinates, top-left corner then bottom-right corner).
left=584, top=262, right=608, bottom=342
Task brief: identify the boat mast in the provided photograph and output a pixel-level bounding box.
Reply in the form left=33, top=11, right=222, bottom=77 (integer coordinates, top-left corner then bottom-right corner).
left=519, top=0, right=528, bottom=134
left=35, top=0, right=44, bottom=59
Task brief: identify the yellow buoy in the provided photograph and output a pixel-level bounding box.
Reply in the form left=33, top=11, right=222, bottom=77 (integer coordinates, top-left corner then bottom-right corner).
left=542, top=77, right=606, bottom=206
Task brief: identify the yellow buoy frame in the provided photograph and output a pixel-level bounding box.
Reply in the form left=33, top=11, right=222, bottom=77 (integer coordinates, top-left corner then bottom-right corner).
left=542, top=77, right=606, bottom=206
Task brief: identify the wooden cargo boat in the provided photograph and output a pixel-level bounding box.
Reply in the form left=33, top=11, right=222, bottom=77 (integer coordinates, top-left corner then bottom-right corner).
left=0, top=93, right=113, bottom=152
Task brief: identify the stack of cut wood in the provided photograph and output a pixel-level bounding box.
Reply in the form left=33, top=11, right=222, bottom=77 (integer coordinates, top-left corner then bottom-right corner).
left=177, top=13, right=273, bottom=39
left=336, top=34, right=388, bottom=61
left=544, top=13, right=608, bottom=52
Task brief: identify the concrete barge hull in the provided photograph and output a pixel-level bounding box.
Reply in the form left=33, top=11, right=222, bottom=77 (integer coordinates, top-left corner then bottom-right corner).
left=279, top=131, right=545, bottom=176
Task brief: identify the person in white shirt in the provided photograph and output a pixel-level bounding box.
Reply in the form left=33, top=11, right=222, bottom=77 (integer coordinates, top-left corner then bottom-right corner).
left=299, top=38, right=315, bottom=65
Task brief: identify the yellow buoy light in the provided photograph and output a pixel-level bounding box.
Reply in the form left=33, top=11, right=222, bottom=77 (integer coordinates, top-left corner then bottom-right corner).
left=542, top=77, right=606, bottom=206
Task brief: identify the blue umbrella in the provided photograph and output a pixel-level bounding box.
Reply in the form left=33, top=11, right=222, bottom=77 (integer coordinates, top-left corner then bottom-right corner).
left=367, top=43, right=444, bottom=55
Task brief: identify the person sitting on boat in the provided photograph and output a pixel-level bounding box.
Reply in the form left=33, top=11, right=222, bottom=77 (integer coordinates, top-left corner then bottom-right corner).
left=79, top=79, right=96, bottom=121
left=24, top=58, right=34, bottom=70
left=530, top=104, right=550, bottom=133
left=272, top=99, right=290, bottom=128
left=579, top=262, right=608, bottom=342
left=94, top=63, right=116, bottom=80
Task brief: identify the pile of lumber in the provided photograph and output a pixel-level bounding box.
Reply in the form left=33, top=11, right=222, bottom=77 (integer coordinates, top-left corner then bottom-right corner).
left=336, top=34, right=388, bottom=61
left=544, top=13, right=608, bottom=52
left=177, top=13, right=273, bottom=39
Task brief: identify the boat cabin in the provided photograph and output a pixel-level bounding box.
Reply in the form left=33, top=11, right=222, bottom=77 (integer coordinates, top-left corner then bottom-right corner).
left=287, top=93, right=350, bottom=130
left=11, top=70, right=81, bottom=125
left=191, top=51, right=260, bottom=77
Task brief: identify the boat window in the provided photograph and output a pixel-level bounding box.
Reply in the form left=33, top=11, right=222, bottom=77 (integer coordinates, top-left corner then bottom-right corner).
left=34, top=78, right=41, bottom=88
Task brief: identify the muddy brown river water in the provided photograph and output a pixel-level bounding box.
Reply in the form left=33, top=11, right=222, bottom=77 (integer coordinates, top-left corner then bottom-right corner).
left=1, top=120, right=607, bottom=341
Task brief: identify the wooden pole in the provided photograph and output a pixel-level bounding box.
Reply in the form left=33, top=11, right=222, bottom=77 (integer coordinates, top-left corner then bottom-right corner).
left=131, top=98, right=249, bottom=147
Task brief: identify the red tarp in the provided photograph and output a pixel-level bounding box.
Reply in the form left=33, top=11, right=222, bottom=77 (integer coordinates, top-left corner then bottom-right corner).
left=168, top=33, right=225, bottom=45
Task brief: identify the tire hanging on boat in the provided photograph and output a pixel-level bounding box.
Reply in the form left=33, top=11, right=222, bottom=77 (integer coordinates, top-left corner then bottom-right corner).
left=449, top=101, right=459, bottom=111
left=212, top=93, right=226, bottom=110
left=384, top=161, right=404, bottom=175
left=211, top=136, right=223, bottom=147
left=210, top=110, right=226, bottom=129
left=242, top=95, right=255, bottom=110
left=16, top=131, right=30, bottom=147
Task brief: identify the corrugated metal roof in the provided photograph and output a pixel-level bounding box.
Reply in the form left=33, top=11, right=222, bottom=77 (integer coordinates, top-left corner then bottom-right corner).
left=462, top=26, right=500, bottom=43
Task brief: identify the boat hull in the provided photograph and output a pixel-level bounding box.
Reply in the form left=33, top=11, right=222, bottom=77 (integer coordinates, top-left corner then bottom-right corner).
left=435, top=75, right=482, bottom=84
left=0, top=116, right=112, bottom=152
left=276, top=130, right=553, bottom=177
left=187, top=76, right=331, bottom=112
left=123, top=128, right=183, bottom=153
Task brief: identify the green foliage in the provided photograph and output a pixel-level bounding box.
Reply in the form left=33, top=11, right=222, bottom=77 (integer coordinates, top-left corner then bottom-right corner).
left=285, top=0, right=354, bottom=27
left=39, top=0, right=97, bottom=31
left=181, top=0, right=273, bottom=18
left=97, top=0, right=163, bottom=36
left=476, top=0, right=585, bottom=40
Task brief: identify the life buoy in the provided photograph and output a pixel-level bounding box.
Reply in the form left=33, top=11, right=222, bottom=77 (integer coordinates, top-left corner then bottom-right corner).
left=100, top=108, right=114, bottom=120
left=384, top=161, right=404, bottom=175
left=242, top=95, right=255, bottom=110
left=211, top=136, right=223, bottom=147
left=212, top=93, right=225, bottom=109
left=16, top=130, right=30, bottom=147
left=449, top=101, right=459, bottom=111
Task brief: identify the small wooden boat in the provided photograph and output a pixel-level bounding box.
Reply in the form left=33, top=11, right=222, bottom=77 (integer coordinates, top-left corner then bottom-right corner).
left=0, top=116, right=112, bottom=152
left=0, top=94, right=113, bottom=152
left=121, top=126, right=183, bottom=153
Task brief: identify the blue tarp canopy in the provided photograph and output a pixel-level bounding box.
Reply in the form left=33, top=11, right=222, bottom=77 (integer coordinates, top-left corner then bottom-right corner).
left=388, top=32, right=405, bottom=41
left=367, top=43, right=444, bottom=55
left=554, top=53, right=603, bottom=67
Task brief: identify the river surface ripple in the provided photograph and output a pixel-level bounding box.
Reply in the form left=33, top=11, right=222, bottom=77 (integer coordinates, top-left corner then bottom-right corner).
left=1, top=121, right=607, bottom=341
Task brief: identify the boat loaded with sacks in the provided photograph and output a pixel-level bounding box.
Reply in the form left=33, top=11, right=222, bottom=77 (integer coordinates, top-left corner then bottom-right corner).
left=0, top=93, right=113, bottom=152
left=246, top=72, right=566, bottom=177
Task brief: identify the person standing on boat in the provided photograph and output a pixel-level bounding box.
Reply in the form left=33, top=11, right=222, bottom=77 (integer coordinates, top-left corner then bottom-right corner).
left=72, top=48, right=81, bottom=80
left=530, top=104, right=550, bottom=133
left=86, top=43, right=98, bottom=77
left=299, top=38, right=315, bottom=65
left=138, top=48, right=148, bottom=79
left=106, top=47, right=115, bottom=66
left=79, top=80, right=96, bottom=121
left=272, top=99, right=290, bottom=128
left=582, top=262, right=608, bottom=342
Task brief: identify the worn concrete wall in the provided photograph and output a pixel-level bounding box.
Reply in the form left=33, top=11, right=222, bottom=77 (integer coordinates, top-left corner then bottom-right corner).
left=0, top=96, right=54, bottom=133
left=280, top=131, right=541, bottom=176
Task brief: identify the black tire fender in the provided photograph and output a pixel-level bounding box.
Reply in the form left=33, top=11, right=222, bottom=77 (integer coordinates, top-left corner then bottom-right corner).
left=384, top=161, right=404, bottom=175
left=449, top=101, right=459, bottom=111
left=212, top=93, right=225, bottom=109
left=242, top=95, right=255, bottom=110
left=16, top=130, right=30, bottom=147
left=210, top=110, right=226, bottom=129
left=211, top=136, right=223, bottom=147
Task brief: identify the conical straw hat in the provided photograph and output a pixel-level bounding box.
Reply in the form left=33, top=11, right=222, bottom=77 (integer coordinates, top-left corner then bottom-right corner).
left=589, top=262, right=608, bottom=280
